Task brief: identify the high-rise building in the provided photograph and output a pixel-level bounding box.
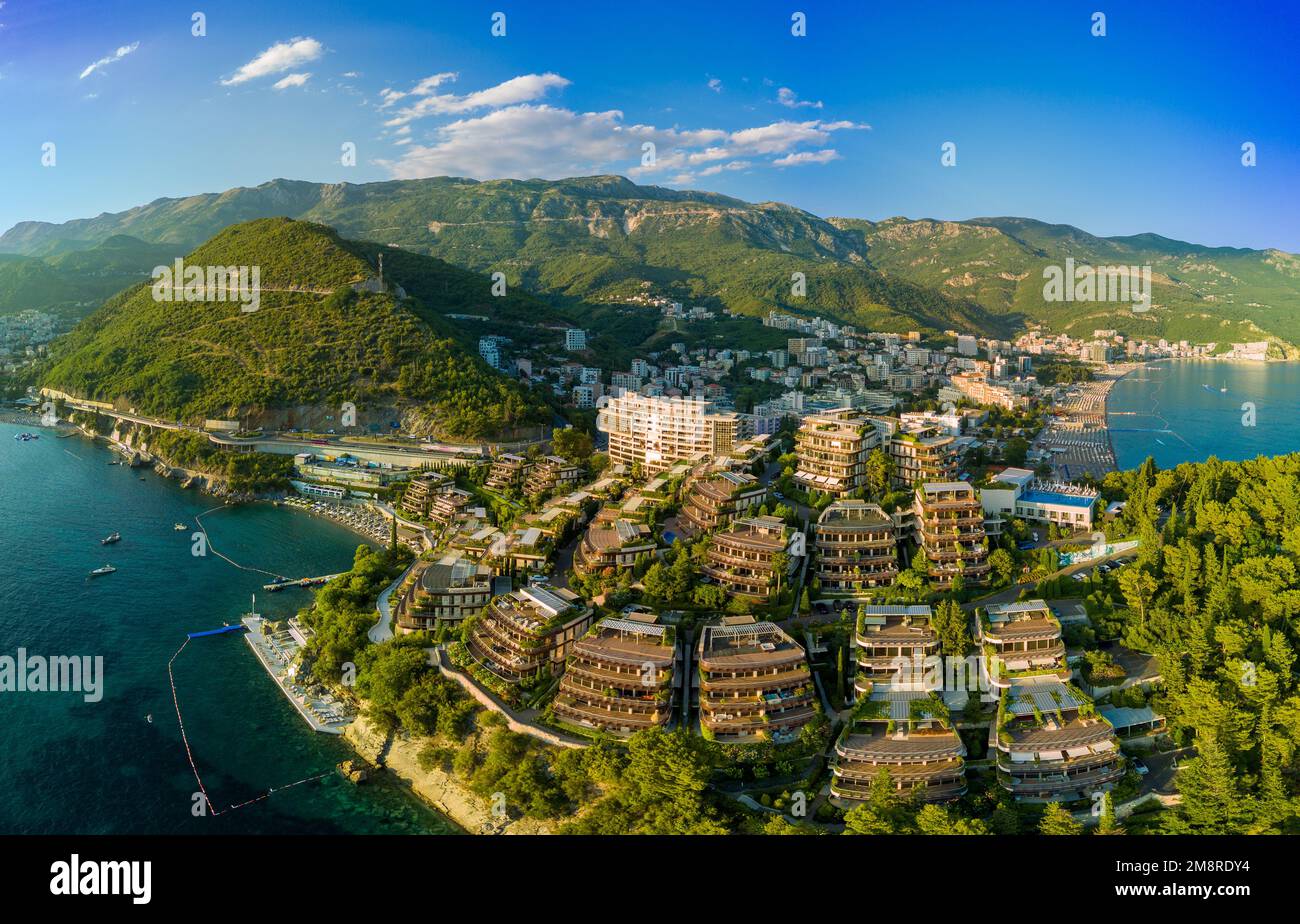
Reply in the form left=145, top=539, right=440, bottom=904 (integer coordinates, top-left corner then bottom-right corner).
left=596, top=392, right=750, bottom=473
left=565, top=328, right=588, bottom=351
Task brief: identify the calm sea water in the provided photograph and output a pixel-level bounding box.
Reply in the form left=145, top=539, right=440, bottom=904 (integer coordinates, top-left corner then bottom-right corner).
left=0, top=419, right=454, bottom=834
left=1107, top=359, right=1300, bottom=471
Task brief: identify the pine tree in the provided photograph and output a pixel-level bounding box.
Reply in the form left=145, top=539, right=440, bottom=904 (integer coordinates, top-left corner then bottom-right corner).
left=1038, top=802, right=1083, bottom=835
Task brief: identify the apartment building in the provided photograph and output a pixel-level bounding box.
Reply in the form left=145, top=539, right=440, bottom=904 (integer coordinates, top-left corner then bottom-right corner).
left=679, top=469, right=767, bottom=534
left=394, top=552, right=493, bottom=633
left=574, top=509, right=657, bottom=575
left=990, top=676, right=1124, bottom=802
left=552, top=614, right=678, bottom=735
left=597, top=392, right=751, bottom=474
left=888, top=426, right=958, bottom=488
left=523, top=455, right=583, bottom=498
left=793, top=410, right=880, bottom=497
left=831, top=690, right=967, bottom=803
left=399, top=471, right=450, bottom=519
left=915, top=482, right=990, bottom=589
left=852, top=605, right=941, bottom=696
left=814, top=500, right=899, bottom=592
left=485, top=453, right=529, bottom=492
left=697, top=617, right=816, bottom=743
left=701, top=515, right=804, bottom=602
left=978, top=600, right=1071, bottom=688
left=465, top=585, right=595, bottom=685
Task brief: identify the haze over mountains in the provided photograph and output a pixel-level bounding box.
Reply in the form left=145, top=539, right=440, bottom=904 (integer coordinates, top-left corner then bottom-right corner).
left=6, top=175, right=1300, bottom=349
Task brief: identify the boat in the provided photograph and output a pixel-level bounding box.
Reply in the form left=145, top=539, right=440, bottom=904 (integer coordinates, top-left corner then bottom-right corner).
left=89, top=564, right=117, bottom=577
left=173, top=523, right=188, bottom=531
left=1220, top=381, right=1228, bottom=393
left=101, top=532, right=121, bottom=545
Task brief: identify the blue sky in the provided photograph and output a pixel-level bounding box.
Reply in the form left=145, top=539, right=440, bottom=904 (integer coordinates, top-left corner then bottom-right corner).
left=2, top=0, right=1297, bottom=249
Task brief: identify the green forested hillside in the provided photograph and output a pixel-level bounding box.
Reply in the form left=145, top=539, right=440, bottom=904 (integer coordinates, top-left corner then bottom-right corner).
left=6, top=175, right=1298, bottom=345
left=837, top=215, right=1300, bottom=351
left=0, top=234, right=183, bottom=318
left=41, top=218, right=547, bottom=440
left=1096, top=454, right=1300, bottom=832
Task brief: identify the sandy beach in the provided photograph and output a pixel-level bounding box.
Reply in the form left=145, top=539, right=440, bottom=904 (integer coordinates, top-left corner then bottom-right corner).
left=1034, top=367, right=1131, bottom=479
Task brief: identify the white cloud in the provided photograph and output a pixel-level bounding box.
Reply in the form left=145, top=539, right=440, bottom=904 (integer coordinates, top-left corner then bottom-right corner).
left=382, top=72, right=569, bottom=126
left=773, top=149, right=840, bottom=167
left=776, top=87, right=823, bottom=109
left=221, top=37, right=323, bottom=86
left=373, top=72, right=865, bottom=184
left=273, top=72, right=312, bottom=89
left=707, top=77, right=722, bottom=93
left=380, top=105, right=860, bottom=184
left=79, top=41, right=139, bottom=80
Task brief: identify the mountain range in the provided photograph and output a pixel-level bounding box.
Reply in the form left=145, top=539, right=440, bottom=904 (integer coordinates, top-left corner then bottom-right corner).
left=6, top=175, right=1299, bottom=349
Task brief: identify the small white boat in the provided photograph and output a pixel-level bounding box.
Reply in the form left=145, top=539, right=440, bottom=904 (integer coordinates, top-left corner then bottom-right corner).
left=101, top=532, right=121, bottom=545
left=89, top=564, right=117, bottom=577
left=173, top=523, right=188, bottom=531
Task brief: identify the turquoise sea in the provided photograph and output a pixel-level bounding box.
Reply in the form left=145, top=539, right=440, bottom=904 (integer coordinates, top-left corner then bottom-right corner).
left=1107, top=359, right=1300, bottom=472
left=0, top=418, right=454, bottom=834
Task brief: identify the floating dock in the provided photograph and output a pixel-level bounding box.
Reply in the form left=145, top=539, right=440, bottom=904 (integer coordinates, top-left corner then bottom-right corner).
left=241, top=615, right=352, bottom=734
left=187, top=624, right=249, bottom=639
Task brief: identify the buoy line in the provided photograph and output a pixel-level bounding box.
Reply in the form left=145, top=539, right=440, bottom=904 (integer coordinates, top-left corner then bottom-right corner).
left=167, top=633, right=330, bottom=817
left=193, top=505, right=285, bottom=579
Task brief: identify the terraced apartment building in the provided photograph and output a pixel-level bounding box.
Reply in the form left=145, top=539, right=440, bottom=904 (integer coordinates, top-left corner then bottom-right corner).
left=485, top=453, right=530, bottom=492
left=465, top=585, right=595, bottom=685
left=523, top=455, right=583, bottom=498
left=814, top=500, right=899, bottom=592
left=679, top=469, right=767, bottom=534
left=399, top=471, right=450, bottom=519
left=701, top=515, right=805, bottom=602
left=552, top=614, right=678, bottom=735
left=574, top=509, right=657, bottom=575
left=978, top=600, right=1071, bottom=688
left=852, top=604, right=941, bottom=696
left=831, top=690, right=967, bottom=803
left=888, top=425, right=958, bottom=488
left=697, top=618, right=816, bottom=743
left=394, top=551, right=493, bottom=633
left=793, top=410, right=880, bottom=497
left=914, top=482, right=990, bottom=589
left=990, top=676, right=1125, bottom=802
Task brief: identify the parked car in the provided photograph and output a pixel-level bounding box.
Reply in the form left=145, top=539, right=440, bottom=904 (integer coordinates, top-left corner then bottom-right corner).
left=1132, top=758, right=1149, bottom=776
